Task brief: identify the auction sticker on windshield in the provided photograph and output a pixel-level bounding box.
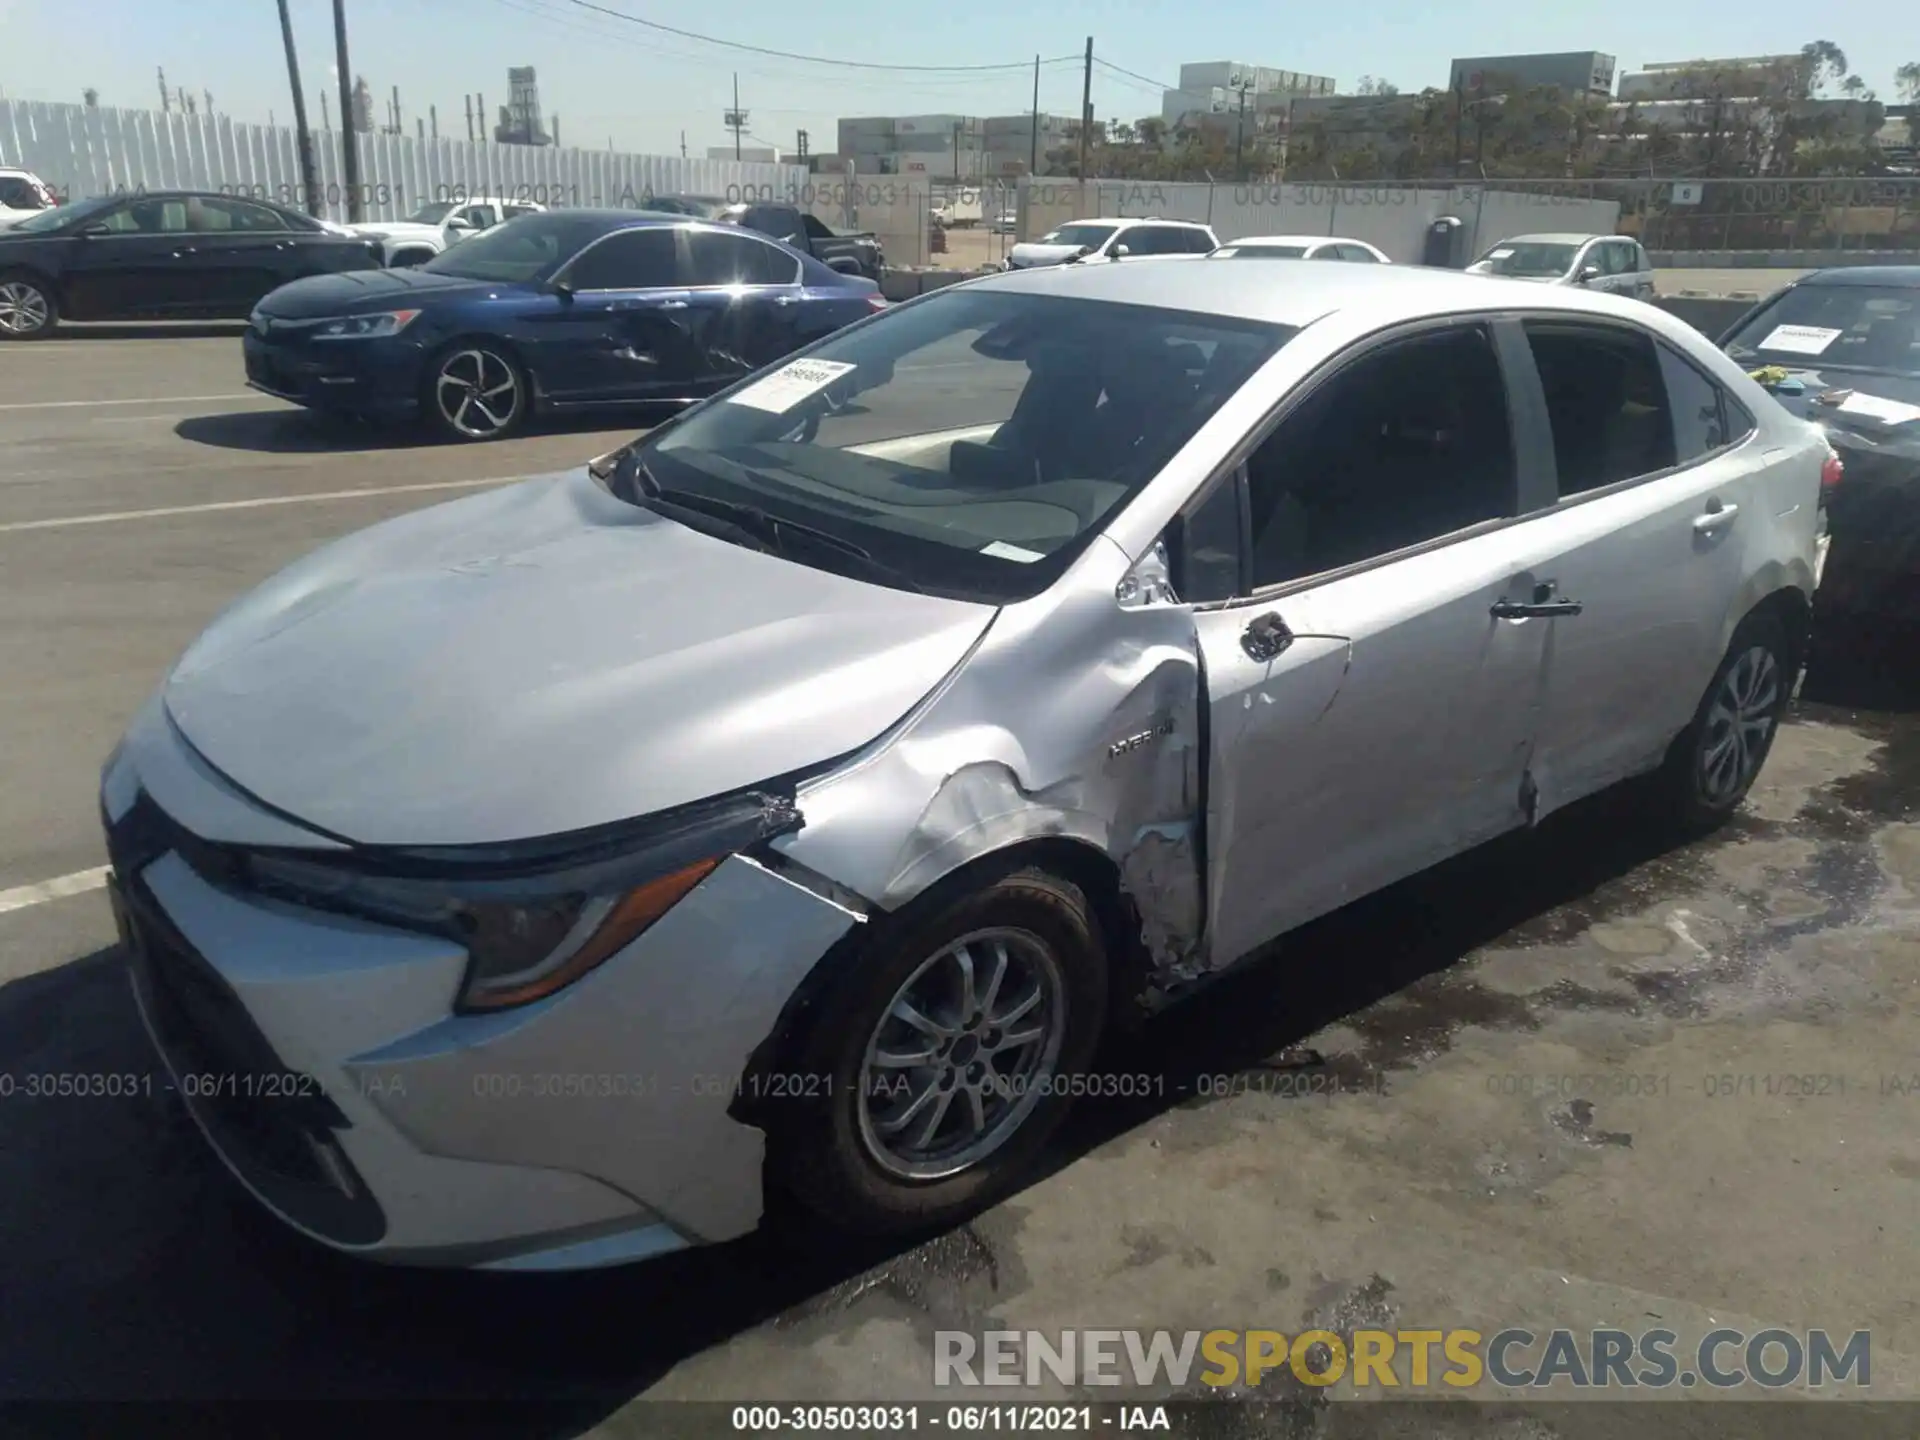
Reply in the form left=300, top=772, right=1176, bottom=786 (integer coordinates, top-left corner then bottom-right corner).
left=1839, top=391, right=1920, bottom=425
left=1758, top=324, right=1845, bottom=356
left=728, top=359, right=858, bottom=413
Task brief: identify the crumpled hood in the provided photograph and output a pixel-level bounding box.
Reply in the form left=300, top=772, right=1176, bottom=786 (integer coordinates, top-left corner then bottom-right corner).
left=162, top=470, right=996, bottom=847
left=350, top=221, right=441, bottom=243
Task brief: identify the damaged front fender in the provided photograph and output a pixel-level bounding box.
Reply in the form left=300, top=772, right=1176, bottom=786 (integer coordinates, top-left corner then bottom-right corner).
left=774, top=536, right=1208, bottom=999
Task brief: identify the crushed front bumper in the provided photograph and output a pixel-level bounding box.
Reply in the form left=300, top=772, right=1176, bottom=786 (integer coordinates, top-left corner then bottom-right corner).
left=104, top=718, right=862, bottom=1269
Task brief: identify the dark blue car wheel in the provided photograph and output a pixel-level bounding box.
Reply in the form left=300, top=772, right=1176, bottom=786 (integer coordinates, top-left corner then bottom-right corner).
left=426, top=342, right=527, bottom=442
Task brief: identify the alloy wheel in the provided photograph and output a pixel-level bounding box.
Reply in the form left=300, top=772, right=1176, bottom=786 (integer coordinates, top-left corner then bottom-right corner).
left=1699, top=644, right=1781, bottom=805
left=0, top=281, right=50, bottom=336
left=434, top=348, right=520, bottom=438
left=858, top=927, right=1067, bottom=1181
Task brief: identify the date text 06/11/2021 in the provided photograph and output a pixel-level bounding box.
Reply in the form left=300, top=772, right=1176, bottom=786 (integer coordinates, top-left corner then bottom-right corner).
left=730, top=1405, right=1172, bottom=1431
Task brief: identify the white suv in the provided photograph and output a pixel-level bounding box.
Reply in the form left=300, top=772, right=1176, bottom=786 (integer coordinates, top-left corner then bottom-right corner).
left=350, top=197, right=547, bottom=267
left=0, top=168, right=58, bottom=229
left=1007, top=216, right=1217, bottom=269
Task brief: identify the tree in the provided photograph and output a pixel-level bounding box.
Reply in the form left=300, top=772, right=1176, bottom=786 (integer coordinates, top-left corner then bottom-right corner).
left=1354, top=76, right=1400, bottom=97
left=82, top=87, right=99, bottom=107
left=1799, top=41, right=1848, bottom=98
left=1898, top=62, right=1920, bottom=103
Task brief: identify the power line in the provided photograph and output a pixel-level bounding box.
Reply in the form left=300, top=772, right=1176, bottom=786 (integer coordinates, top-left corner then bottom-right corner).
left=1093, top=58, right=1177, bottom=93
left=558, top=0, right=1079, bottom=74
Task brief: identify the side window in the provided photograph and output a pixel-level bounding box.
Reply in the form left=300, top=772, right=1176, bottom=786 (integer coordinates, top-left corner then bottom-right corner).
left=503, top=204, right=541, bottom=219
left=1185, top=228, right=1216, bottom=253
left=105, top=199, right=189, bottom=233
left=0, top=177, right=49, bottom=210
left=1524, top=322, right=1678, bottom=497
left=1244, top=324, right=1517, bottom=590
left=1340, top=244, right=1379, bottom=263
left=190, top=197, right=287, bottom=232
left=1310, top=244, right=1343, bottom=261
left=1634, top=242, right=1653, bottom=273
left=1171, top=472, right=1245, bottom=603
left=1656, top=346, right=1729, bottom=463
left=1123, top=226, right=1177, bottom=255
left=564, top=227, right=680, bottom=289
left=688, top=229, right=799, bottom=285
left=1724, top=395, right=1757, bottom=444
left=456, top=205, right=496, bottom=230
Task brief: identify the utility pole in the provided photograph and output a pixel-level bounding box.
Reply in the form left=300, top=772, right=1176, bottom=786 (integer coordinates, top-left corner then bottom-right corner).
left=1078, top=36, right=1092, bottom=180
left=204, top=89, right=215, bottom=115
left=391, top=84, right=401, bottom=135
left=680, top=130, right=687, bottom=158
left=1030, top=54, right=1041, bottom=175
left=157, top=67, right=169, bottom=112
left=796, top=128, right=809, bottom=160
left=1452, top=74, right=1465, bottom=173
left=725, top=73, right=746, bottom=160
left=464, top=95, right=473, bottom=142
left=332, top=0, right=363, bottom=219
left=274, top=0, right=323, bottom=216
left=429, top=103, right=437, bottom=139
left=478, top=92, right=487, bottom=141
left=1234, top=84, right=1249, bottom=180
left=320, top=90, right=331, bottom=131
left=952, top=120, right=961, bottom=183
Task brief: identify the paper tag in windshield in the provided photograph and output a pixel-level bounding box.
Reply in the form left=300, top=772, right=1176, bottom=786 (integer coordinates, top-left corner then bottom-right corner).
left=1758, top=324, right=1844, bottom=356
left=727, top=358, right=858, bottom=414
left=1487, top=248, right=1514, bottom=259
left=981, top=541, right=1044, bottom=563
left=1839, top=391, right=1920, bottom=425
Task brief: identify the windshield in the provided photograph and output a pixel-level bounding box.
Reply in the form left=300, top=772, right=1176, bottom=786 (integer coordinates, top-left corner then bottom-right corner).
left=1037, top=223, right=1117, bottom=250
left=9, top=194, right=114, bottom=234
left=1216, top=243, right=1307, bottom=259
left=420, top=211, right=610, bottom=283
left=1476, top=242, right=1578, bottom=278
left=404, top=202, right=459, bottom=224
left=1723, top=284, right=1920, bottom=376
left=638, top=289, right=1294, bottom=603
left=653, top=196, right=721, bottom=218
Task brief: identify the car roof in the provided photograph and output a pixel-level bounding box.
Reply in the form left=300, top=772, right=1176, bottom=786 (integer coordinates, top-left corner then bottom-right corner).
left=1228, top=235, right=1361, bottom=247
left=1058, top=216, right=1211, bottom=228
left=1499, top=232, right=1612, bottom=246
left=961, top=258, right=1665, bottom=328
left=1797, top=266, right=1920, bottom=287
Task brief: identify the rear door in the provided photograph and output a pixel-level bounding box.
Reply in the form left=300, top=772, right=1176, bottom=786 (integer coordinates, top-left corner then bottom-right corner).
left=174, top=196, right=297, bottom=313
left=1191, top=320, right=1550, bottom=965
left=681, top=227, right=807, bottom=387
left=1496, top=316, right=1760, bottom=815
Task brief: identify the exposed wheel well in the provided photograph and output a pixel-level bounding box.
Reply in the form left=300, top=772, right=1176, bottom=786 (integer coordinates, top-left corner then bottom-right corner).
left=1746, top=586, right=1813, bottom=672
left=733, top=838, right=1153, bottom=1133
left=0, top=265, right=63, bottom=307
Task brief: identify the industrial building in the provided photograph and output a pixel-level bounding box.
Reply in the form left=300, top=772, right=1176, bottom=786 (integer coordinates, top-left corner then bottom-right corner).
left=1616, top=55, right=1799, bottom=101
left=1448, top=51, right=1616, bottom=97
left=832, top=112, right=1081, bottom=178
left=493, top=66, right=554, bottom=146
left=1160, top=60, right=1335, bottom=131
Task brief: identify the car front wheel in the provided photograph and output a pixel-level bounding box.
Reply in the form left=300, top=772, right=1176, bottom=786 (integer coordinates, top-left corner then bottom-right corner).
left=425, top=342, right=527, bottom=441
left=0, top=273, right=57, bottom=339
left=772, top=865, right=1109, bottom=1236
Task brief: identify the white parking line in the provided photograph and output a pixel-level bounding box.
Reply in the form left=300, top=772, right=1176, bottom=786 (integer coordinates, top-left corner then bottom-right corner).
left=0, top=394, right=261, bottom=412
left=0, top=867, right=110, bottom=916
left=0, top=476, right=522, bottom=534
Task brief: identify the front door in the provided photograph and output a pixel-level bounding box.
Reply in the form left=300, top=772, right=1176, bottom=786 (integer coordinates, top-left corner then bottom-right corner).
left=533, top=225, right=705, bottom=402
left=170, top=196, right=297, bottom=314
left=1193, top=321, right=1548, bottom=969
left=1500, top=317, right=1758, bottom=814
left=59, top=196, right=200, bottom=318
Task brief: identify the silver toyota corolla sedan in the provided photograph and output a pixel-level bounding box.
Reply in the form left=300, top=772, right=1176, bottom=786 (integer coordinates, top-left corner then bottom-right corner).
left=105, top=260, right=1827, bottom=1271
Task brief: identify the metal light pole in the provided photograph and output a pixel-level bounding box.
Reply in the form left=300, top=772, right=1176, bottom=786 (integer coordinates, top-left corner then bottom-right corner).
left=274, top=0, right=322, bottom=216
left=332, top=0, right=363, bottom=220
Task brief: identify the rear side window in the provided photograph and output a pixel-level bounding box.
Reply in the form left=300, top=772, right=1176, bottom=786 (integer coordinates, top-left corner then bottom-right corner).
left=688, top=229, right=800, bottom=285
left=1657, top=346, right=1731, bottom=463
left=565, top=227, right=680, bottom=289
left=1523, top=322, right=1678, bottom=497
left=1186, top=228, right=1216, bottom=253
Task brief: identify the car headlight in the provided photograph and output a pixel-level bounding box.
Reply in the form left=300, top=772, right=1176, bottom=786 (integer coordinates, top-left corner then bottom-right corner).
left=241, top=790, right=801, bottom=1013
left=311, top=309, right=422, bottom=341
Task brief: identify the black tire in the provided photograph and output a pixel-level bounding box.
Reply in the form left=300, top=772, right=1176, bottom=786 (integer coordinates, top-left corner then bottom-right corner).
left=422, top=341, right=528, bottom=442
left=771, top=865, right=1109, bottom=1237
left=0, top=270, right=58, bottom=340
left=1652, top=609, right=1797, bottom=833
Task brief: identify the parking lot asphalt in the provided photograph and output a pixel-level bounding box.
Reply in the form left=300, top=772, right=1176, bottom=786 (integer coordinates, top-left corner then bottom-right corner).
left=1, top=333, right=1916, bottom=1430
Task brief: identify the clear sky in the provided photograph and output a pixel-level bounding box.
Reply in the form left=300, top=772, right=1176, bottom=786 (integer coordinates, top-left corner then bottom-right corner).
left=0, top=0, right=1906, bottom=158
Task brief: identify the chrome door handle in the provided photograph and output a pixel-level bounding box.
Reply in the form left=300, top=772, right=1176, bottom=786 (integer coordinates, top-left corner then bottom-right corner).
left=171, top=246, right=198, bottom=257
left=1491, top=598, right=1584, bottom=619
left=1694, top=501, right=1739, bottom=532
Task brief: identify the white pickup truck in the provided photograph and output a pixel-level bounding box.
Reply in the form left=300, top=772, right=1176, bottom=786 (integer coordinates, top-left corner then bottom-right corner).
left=0, top=169, right=59, bottom=229
left=348, top=197, right=546, bottom=267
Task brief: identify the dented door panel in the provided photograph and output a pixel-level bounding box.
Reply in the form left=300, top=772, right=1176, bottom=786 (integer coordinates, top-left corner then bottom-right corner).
left=1196, top=529, right=1548, bottom=973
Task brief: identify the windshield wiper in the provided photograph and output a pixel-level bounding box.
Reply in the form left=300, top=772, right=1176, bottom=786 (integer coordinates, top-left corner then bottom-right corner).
left=622, top=453, right=925, bottom=593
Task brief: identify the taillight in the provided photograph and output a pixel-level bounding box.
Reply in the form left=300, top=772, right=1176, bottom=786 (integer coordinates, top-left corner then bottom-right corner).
left=1819, top=450, right=1843, bottom=504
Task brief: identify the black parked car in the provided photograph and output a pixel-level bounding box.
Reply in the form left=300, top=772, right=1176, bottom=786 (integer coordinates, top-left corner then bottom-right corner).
left=1722, top=267, right=1920, bottom=638
left=0, top=190, right=382, bottom=339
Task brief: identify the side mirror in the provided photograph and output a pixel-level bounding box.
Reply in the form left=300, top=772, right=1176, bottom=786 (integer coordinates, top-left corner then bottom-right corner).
left=550, top=277, right=575, bottom=301
left=80, top=221, right=111, bottom=237
left=1577, top=264, right=1601, bottom=285
left=1111, top=244, right=1131, bottom=259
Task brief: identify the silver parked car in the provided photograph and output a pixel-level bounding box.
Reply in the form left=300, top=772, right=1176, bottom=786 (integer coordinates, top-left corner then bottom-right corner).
left=1467, top=232, right=1658, bottom=299
left=105, top=261, right=1823, bottom=1270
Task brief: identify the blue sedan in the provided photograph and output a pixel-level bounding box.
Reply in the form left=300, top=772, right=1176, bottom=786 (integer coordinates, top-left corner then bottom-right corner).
left=242, top=209, right=887, bottom=441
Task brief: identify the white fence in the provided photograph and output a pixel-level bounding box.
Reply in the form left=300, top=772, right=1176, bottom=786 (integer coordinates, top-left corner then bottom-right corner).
left=0, top=100, right=808, bottom=226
